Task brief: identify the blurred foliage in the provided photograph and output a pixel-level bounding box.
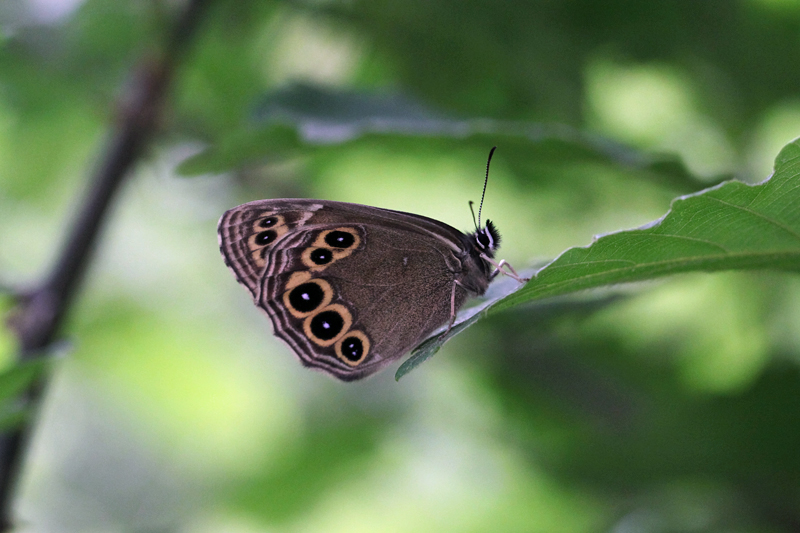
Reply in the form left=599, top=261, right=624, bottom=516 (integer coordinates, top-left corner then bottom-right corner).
left=0, top=358, right=47, bottom=430
left=1, top=0, right=800, bottom=532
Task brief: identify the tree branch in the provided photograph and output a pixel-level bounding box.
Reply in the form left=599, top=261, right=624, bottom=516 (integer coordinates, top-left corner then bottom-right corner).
left=0, top=0, right=211, bottom=528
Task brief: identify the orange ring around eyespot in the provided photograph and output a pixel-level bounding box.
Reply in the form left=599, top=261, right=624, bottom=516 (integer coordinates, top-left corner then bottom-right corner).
left=253, top=213, right=286, bottom=231
left=284, top=271, right=312, bottom=290
left=303, top=304, right=352, bottom=347
left=335, top=330, right=370, bottom=366
left=312, top=227, right=361, bottom=250
left=300, top=247, right=336, bottom=271
left=283, top=278, right=334, bottom=319
left=249, top=224, right=289, bottom=268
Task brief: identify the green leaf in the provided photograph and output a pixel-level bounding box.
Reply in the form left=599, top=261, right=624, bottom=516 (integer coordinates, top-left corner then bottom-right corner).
left=0, top=408, right=31, bottom=432
left=0, top=359, right=48, bottom=404
left=400, top=138, right=800, bottom=378
left=492, top=138, right=800, bottom=314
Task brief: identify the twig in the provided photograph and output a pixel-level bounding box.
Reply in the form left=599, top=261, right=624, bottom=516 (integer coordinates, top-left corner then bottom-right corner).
left=0, top=0, right=211, bottom=528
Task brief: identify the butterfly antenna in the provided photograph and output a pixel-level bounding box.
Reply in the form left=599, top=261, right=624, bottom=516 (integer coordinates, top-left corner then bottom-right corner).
left=477, top=146, right=496, bottom=228
left=469, top=200, right=478, bottom=230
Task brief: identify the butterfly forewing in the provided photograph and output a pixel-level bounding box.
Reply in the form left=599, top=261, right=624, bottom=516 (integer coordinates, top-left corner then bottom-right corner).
left=218, top=201, right=323, bottom=298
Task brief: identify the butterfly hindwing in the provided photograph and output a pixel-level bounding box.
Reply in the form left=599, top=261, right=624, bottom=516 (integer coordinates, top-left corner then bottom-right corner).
left=257, top=220, right=466, bottom=380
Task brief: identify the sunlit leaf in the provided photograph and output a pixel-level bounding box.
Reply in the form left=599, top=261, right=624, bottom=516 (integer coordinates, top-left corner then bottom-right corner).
left=492, top=138, right=800, bottom=315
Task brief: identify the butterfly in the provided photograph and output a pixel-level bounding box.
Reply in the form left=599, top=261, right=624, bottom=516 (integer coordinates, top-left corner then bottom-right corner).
left=217, top=148, right=523, bottom=380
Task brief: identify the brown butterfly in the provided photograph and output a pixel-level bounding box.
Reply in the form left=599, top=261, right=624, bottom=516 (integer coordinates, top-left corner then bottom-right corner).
left=218, top=148, right=523, bottom=380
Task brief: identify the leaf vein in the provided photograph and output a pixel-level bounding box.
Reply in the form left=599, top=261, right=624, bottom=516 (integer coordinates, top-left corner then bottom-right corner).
left=704, top=195, right=800, bottom=240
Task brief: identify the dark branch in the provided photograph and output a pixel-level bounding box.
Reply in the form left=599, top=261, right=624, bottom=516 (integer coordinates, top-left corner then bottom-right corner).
left=0, top=0, right=212, bottom=529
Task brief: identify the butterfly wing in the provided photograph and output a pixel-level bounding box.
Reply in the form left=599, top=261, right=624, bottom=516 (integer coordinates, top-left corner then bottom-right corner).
left=219, top=199, right=474, bottom=380
left=218, top=200, right=324, bottom=299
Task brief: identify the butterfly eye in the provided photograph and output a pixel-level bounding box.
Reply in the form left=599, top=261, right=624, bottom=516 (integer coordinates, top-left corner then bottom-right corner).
left=325, top=231, right=355, bottom=248
left=309, top=248, right=333, bottom=265
left=287, top=282, right=325, bottom=313
left=283, top=278, right=335, bottom=319
left=258, top=216, right=279, bottom=229
left=335, top=330, right=370, bottom=366
left=340, top=337, right=363, bottom=360
left=309, top=310, right=345, bottom=340
left=255, top=230, right=277, bottom=246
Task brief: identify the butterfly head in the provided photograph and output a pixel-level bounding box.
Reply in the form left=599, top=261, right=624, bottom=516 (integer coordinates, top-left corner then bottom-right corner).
left=470, top=219, right=501, bottom=258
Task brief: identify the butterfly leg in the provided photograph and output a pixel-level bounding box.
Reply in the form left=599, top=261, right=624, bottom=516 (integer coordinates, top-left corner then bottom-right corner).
left=445, top=280, right=465, bottom=335
left=481, top=254, right=530, bottom=283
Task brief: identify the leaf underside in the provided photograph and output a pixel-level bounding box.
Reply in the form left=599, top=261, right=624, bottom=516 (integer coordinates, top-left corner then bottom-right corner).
left=398, top=139, right=800, bottom=379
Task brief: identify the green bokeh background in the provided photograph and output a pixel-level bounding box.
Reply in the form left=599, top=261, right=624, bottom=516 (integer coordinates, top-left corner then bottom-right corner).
left=2, top=1, right=800, bottom=531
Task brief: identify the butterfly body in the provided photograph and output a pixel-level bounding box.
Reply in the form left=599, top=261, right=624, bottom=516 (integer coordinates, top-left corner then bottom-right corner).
left=218, top=199, right=501, bottom=380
